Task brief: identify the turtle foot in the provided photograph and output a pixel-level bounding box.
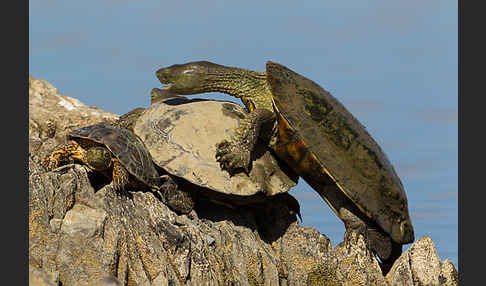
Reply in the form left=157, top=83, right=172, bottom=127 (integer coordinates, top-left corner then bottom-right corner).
left=215, top=139, right=251, bottom=175
left=340, top=207, right=397, bottom=272
left=378, top=241, right=402, bottom=275
left=366, top=228, right=393, bottom=262
left=157, top=175, right=195, bottom=214
left=112, top=159, right=129, bottom=193
left=46, top=141, right=86, bottom=171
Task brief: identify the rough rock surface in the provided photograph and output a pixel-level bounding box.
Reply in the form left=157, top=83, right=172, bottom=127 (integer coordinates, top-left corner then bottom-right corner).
left=29, top=75, right=119, bottom=167
left=29, top=76, right=458, bottom=286
left=385, top=237, right=459, bottom=286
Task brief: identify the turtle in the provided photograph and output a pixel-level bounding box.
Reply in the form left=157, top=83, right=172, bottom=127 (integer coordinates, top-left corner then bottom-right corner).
left=116, top=93, right=303, bottom=221
left=155, top=60, right=415, bottom=273
left=45, top=122, right=195, bottom=213
left=46, top=122, right=164, bottom=192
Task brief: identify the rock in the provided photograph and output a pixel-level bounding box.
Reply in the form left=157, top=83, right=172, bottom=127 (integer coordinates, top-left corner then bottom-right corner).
left=439, top=259, right=459, bottom=286
left=29, top=76, right=458, bottom=285
left=386, top=236, right=459, bottom=286
left=29, top=75, right=118, bottom=167
left=98, top=276, right=124, bottom=286
left=29, top=265, right=58, bottom=286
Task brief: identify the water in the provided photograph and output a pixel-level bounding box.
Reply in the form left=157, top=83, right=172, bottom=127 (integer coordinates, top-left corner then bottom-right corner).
left=294, top=180, right=458, bottom=267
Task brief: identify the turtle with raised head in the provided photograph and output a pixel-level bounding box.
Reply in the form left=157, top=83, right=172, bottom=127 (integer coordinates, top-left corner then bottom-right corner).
left=155, top=61, right=414, bottom=273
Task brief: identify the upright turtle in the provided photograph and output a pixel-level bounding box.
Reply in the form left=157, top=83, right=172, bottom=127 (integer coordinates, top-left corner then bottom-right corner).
left=156, top=61, right=414, bottom=272
left=46, top=122, right=163, bottom=192
left=46, top=122, right=194, bottom=213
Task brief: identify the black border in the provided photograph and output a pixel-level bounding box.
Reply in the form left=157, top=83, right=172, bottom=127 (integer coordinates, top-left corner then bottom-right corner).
left=12, top=0, right=28, bottom=284
left=459, top=0, right=481, bottom=283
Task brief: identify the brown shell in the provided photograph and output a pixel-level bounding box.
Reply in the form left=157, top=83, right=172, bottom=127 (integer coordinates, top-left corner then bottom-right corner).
left=266, top=61, right=414, bottom=244
left=69, top=123, right=160, bottom=187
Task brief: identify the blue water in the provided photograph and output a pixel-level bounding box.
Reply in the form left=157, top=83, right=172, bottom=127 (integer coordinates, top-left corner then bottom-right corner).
left=294, top=179, right=458, bottom=267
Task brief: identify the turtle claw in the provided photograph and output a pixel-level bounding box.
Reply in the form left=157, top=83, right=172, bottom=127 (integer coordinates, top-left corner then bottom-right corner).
left=215, top=140, right=251, bottom=175
left=215, top=140, right=232, bottom=158
left=159, top=174, right=171, bottom=182
left=46, top=160, right=58, bottom=171
left=47, top=163, right=77, bottom=174
left=112, top=175, right=125, bottom=192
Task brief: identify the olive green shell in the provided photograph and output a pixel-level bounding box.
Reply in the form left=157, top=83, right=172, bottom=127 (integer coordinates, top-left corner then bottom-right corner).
left=265, top=61, right=414, bottom=244
left=69, top=123, right=160, bottom=187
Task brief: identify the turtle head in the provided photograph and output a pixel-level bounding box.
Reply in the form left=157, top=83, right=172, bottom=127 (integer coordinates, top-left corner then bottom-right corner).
left=156, top=61, right=228, bottom=94
left=86, top=146, right=113, bottom=171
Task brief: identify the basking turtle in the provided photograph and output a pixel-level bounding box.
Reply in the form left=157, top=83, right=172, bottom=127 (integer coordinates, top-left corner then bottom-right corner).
left=46, top=122, right=164, bottom=192
left=117, top=94, right=302, bottom=220
left=46, top=122, right=195, bottom=213
left=156, top=61, right=415, bottom=272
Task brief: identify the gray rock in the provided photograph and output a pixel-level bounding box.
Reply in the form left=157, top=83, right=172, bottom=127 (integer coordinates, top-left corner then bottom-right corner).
left=386, top=236, right=458, bottom=286
left=439, top=259, right=459, bottom=286
left=29, top=265, right=58, bottom=286
left=29, top=76, right=458, bottom=286
left=29, top=75, right=118, bottom=167
left=98, top=275, right=123, bottom=286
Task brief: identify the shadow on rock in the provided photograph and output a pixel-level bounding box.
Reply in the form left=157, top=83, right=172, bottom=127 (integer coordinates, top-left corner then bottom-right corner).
left=187, top=174, right=300, bottom=244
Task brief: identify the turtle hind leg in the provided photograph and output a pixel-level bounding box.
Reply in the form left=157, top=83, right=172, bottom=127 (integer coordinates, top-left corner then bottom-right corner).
left=363, top=223, right=403, bottom=274
left=112, top=158, right=130, bottom=193
left=155, top=175, right=195, bottom=214
left=340, top=207, right=401, bottom=275
left=46, top=141, right=87, bottom=170
left=378, top=241, right=402, bottom=275
left=215, top=108, right=275, bottom=175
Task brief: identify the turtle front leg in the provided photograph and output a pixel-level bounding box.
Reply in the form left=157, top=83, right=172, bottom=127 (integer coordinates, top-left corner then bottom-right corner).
left=215, top=108, right=276, bottom=175
left=112, top=158, right=130, bottom=192
left=46, top=141, right=87, bottom=170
